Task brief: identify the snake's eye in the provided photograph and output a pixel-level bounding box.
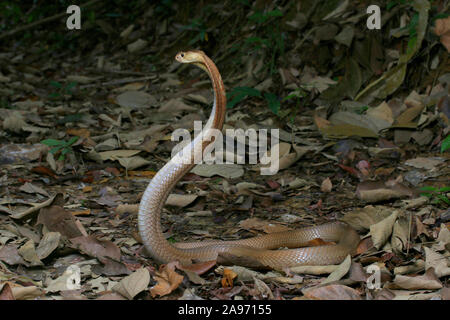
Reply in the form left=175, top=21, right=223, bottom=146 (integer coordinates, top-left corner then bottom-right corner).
left=180, top=53, right=184, bottom=57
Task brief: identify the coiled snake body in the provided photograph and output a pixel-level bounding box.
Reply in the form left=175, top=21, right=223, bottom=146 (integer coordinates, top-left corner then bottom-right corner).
left=138, top=50, right=359, bottom=269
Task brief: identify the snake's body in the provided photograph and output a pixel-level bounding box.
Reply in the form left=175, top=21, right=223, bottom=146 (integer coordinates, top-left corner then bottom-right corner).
left=138, top=50, right=359, bottom=269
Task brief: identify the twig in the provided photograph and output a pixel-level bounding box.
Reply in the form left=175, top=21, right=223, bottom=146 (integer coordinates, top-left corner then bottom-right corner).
left=0, top=0, right=102, bottom=40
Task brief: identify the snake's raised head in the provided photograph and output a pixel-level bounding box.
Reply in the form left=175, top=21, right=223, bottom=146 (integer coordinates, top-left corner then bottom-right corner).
left=175, top=50, right=209, bottom=73
left=175, top=50, right=204, bottom=63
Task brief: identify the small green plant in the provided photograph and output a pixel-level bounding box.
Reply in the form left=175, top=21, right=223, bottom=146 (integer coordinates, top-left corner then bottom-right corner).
left=227, top=86, right=280, bottom=114
left=441, top=135, right=450, bottom=153
left=420, top=186, right=450, bottom=206
left=41, top=136, right=79, bottom=161
left=281, top=87, right=308, bottom=121
left=49, top=81, right=77, bottom=99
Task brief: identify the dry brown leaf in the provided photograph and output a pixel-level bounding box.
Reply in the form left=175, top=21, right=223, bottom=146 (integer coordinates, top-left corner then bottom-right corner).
left=434, top=16, right=450, bottom=52
left=166, top=194, right=198, bottom=207
left=221, top=268, right=237, bottom=288
left=356, top=180, right=412, bottom=203
left=304, top=284, right=361, bottom=300
left=112, top=268, right=150, bottom=300
left=37, top=205, right=85, bottom=239
left=392, top=268, right=442, bottom=290
left=321, top=177, right=332, bottom=193
left=238, top=217, right=290, bottom=234
left=150, top=262, right=184, bottom=297
left=18, top=240, right=42, bottom=266
left=70, top=236, right=121, bottom=260
left=369, top=211, right=398, bottom=249
left=424, top=247, right=450, bottom=278
left=321, top=255, right=352, bottom=284
left=0, top=283, right=15, bottom=300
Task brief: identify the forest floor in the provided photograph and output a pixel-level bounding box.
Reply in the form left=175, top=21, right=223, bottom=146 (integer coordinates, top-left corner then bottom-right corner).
left=0, top=1, right=449, bottom=300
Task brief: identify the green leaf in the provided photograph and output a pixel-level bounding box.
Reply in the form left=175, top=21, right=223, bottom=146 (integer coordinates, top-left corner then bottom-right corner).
left=226, top=86, right=262, bottom=108
left=230, top=86, right=262, bottom=97
left=438, top=186, right=450, bottom=193
left=50, top=146, right=64, bottom=154
left=61, top=147, right=72, bottom=155
left=420, top=186, right=437, bottom=192
left=65, top=81, right=77, bottom=93
left=420, top=192, right=432, bottom=198
left=436, top=194, right=450, bottom=205
left=227, top=93, right=247, bottom=108
left=50, top=81, right=63, bottom=88
left=41, top=139, right=65, bottom=146
left=66, top=136, right=79, bottom=146
left=264, top=92, right=280, bottom=114
left=441, top=135, right=450, bottom=153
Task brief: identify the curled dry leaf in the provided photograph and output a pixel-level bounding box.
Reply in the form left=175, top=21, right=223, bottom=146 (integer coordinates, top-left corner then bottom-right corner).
left=369, top=211, right=398, bottom=249
left=356, top=180, right=412, bottom=203
left=191, top=164, right=244, bottom=179
left=37, top=205, right=85, bottom=239
left=8, top=285, right=44, bottom=300
left=340, top=205, right=394, bottom=231
left=253, top=277, right=274, bottom=299
left=0, top=283, right=15, bottom=300
left=166, top=194, right=198, bottom=207
left=150, top=262, right=184, bottom=297
left=36, top=232, right=61, bottom=260
left=238, top=217, right=290, bottom=234
left=392, top=268, right=442, bottom=290
left=115, top=90, right=156, bottom=109
left=221, top=268, right=237, bottom=288
left=4, top=194, right=57, bottom=219
left=424, top=247, right=450, bottom=278
left=0, top=245, right=26, bottom=266
left=70, top=235, right=121, bottom=261
left=112, top=267, right=150, bottom=300
left=321, top=255, right=352, bottom=284
left=18, top=240, right=42, bottom=266
left=303, top=284, right=361, bottom=300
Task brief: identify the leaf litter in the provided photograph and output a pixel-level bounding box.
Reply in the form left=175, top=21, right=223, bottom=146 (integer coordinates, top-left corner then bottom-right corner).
left=0, top=1, right=449, bottom=300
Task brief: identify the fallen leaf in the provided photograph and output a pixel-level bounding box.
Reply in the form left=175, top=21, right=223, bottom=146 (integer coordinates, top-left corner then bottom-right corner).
left=356, top=180, right=412, bottom=203
left=424, top=247, right=450, bottom=278
left=112, top=267, right=150, bottom=300
left=321, top=255, right=352, bottom=284
left=150, top=262, right=184, bottom=297
left=221, top=268, right=237, bottom=288
left=370, top=211, right=398, bottom=249
left=321, top=177, right=332, bottom=193
left=36, top=232, right=61, bottom=260
left=115, top=91, right=156, bottom=109
left=0, top=283, right=15, bottom=300
left=392, top=268, right=442, bottom=290
left=191, top=164, right=244, bottom=179
left=303, top=284, right=361, bottom=300
left=37, top=205, right=84, bottom=239
left=434, top=16, right=450, bottom=52
left=70, top=236, right=121, bottom=260
left=18, top=240, right=42, bottom=266
left=166, top=194, right=198, bottom=207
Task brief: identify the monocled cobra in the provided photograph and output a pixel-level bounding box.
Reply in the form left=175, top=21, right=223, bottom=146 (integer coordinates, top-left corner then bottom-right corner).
left=138, top=50, right=360, bottom=269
